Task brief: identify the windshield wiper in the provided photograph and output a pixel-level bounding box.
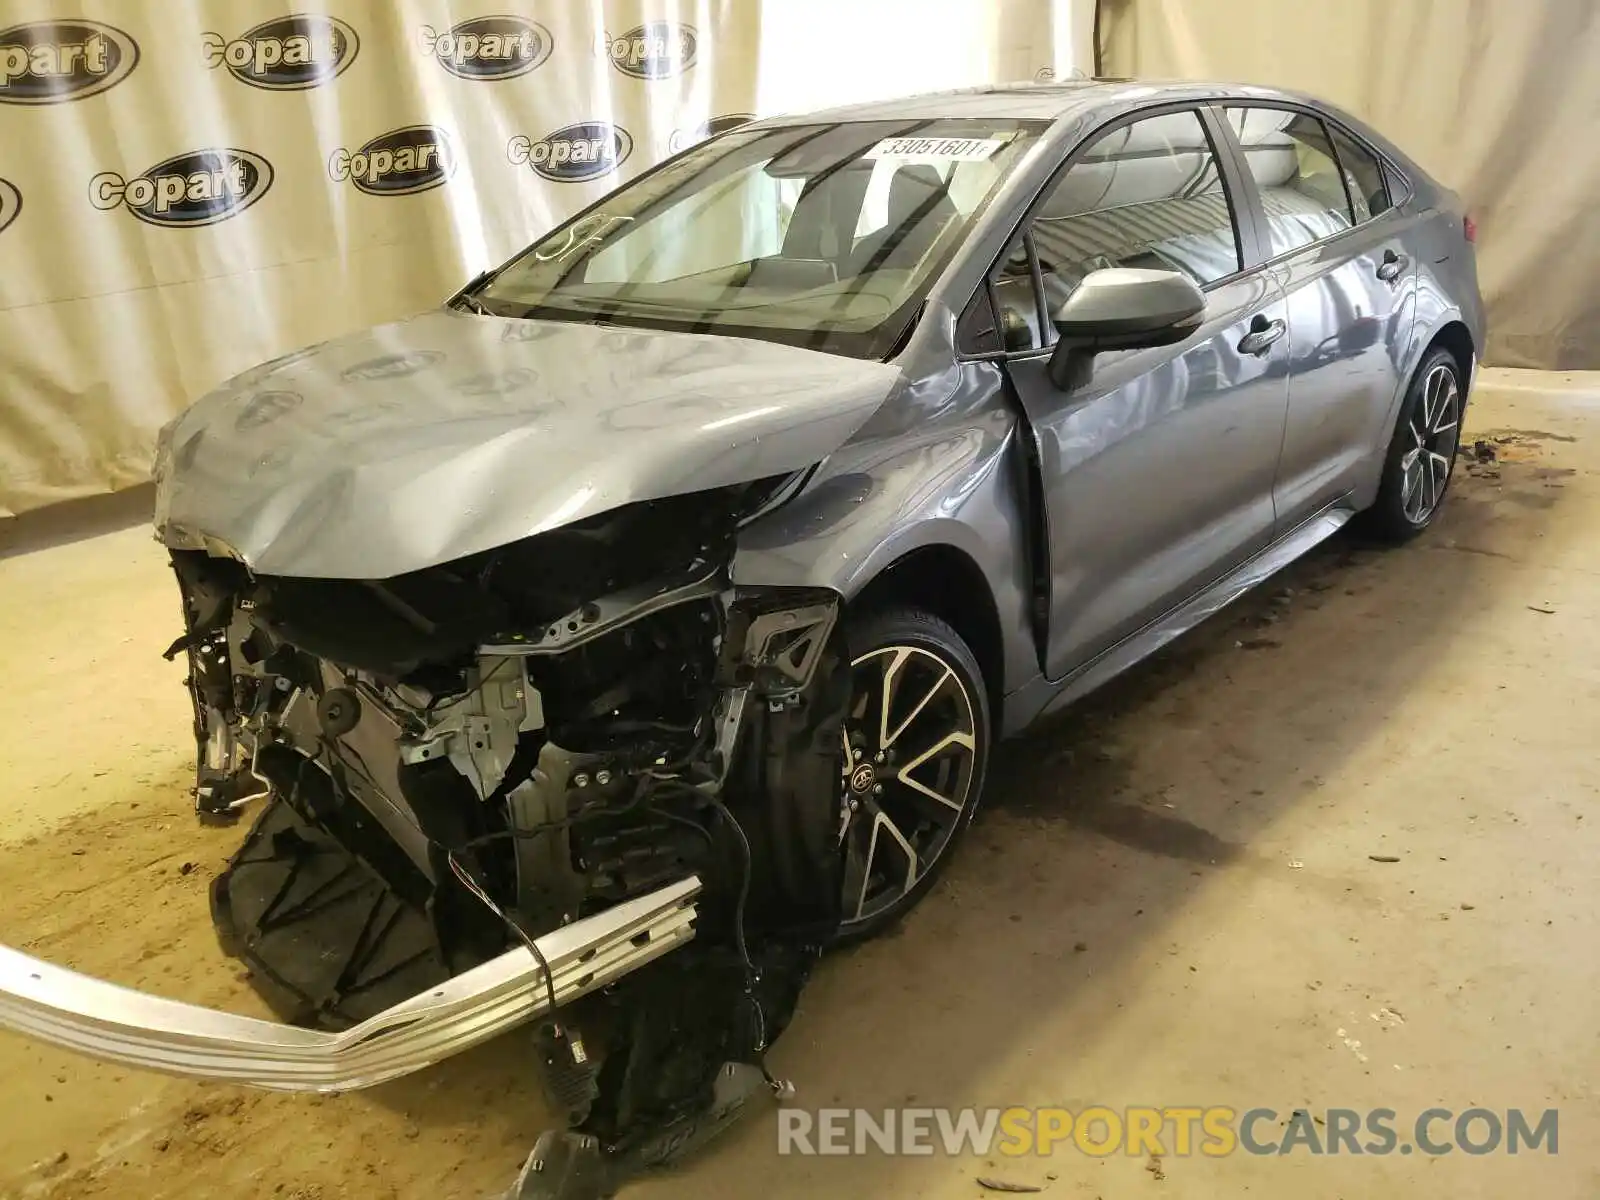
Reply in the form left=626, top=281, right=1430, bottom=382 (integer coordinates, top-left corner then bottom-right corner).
left=447, top=267, right=499, bottom=316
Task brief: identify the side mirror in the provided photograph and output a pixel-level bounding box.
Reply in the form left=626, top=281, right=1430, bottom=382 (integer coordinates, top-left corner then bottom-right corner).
left=1047, top=268, right=1205, bottom=389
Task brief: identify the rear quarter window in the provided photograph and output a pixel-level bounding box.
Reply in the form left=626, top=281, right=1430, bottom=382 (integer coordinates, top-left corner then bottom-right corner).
left=1328, top=125, right=1392, bottom=222
left=1382, top=160, right=1412, bottom=206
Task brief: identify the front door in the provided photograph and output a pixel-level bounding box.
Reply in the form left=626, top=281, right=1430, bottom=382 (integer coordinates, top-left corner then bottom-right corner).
left=995, top=107, right=1291, bottom=680
left=1218, top=106, right=1414, bottom=526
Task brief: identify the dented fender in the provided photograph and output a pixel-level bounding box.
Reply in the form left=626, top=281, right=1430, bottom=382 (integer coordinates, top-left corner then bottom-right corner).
left=732, top=361, right=1039, bottom=701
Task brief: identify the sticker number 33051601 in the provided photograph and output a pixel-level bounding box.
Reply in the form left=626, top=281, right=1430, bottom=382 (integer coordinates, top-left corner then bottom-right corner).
left=864, top=136, right=1005, bottom=163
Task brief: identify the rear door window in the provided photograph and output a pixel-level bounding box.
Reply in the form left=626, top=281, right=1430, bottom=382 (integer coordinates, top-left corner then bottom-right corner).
left=1225, top=107, right=1354, bottom=255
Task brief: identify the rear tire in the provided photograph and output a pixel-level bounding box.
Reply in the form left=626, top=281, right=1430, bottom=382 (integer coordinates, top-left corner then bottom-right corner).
left=1362, top=347, right=1464, bottom=541
left=833, top=607, right=991, bottom=943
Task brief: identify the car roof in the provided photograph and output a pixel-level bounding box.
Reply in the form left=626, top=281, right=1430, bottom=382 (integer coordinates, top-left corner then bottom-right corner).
left=758, top=79, right=1324, bottom=124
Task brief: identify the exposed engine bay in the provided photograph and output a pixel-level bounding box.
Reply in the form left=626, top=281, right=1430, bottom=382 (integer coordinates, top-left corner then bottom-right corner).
left=166, top=483, right=851, bottom=1198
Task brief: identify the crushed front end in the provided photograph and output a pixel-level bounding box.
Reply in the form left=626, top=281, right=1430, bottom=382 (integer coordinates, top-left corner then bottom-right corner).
left=8, top=483, right=852, bottom=1198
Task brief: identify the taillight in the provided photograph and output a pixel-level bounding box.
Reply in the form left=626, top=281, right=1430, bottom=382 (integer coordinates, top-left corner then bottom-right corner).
left=1462, top=213, right=1478, bottom=243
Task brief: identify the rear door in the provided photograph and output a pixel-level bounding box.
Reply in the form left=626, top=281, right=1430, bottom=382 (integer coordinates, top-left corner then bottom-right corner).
left=1216, top=106, right=1416, bottom=526
left=987, top=106, right=1292, bottom=679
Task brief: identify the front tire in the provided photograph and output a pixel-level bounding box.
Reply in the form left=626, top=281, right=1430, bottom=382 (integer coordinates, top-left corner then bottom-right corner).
left=1363, top=348, right=1464, bottom=541
left=834, top=607, right=991, bottom=941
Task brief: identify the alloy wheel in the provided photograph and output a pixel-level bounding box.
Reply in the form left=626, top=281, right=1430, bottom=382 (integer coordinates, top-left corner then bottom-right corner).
left=1399, top=363, right=1460, bottom=525
left=838, top=643, right=979, bottom=928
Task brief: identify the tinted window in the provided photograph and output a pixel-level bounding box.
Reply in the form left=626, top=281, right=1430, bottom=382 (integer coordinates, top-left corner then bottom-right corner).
left=1383, top=161, right=1410, bottom=204
left=1027, top=108, right=1242, bottom=327
left=1328, top=125, right=1392, bottom=223
left=1226, top=107, right=1354, bottom=255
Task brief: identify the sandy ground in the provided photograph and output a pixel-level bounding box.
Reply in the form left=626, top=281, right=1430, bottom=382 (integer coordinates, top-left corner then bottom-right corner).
left=0, top=368, right=1597, bottom=1199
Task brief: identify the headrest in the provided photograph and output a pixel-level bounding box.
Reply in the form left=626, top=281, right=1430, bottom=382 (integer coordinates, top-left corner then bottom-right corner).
left=887, top=164, right=953, bottom=225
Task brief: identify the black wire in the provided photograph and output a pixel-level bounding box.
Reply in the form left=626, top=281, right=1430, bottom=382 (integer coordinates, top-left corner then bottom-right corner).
left=426, top=730, right=758, bottom=1069
left=456, top=772, right=685, bottom=850
left=706, top=800, right=754, bottom=974
left=424, top=656, right=517, bottom=718
left=446, top=848, right=565, bottom=1034
left=707, top=799, right=785, bottom=1082
left=442, top=771, right=787, bottom=1088
left=441, top=775, right=721, bottom=1061
left=645, top=804, right=715, bottom=848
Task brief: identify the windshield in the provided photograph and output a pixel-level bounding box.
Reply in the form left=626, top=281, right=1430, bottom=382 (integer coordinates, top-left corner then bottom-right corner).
left=473, top=118, right=1046, bottom=359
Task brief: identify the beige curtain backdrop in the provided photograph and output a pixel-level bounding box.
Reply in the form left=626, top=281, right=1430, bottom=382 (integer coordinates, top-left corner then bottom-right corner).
left=1101, top=0, right=1600, bottom=372
left=0, top=0, right=762, bottom=517
left=0, top=0, right=1094, bottom=519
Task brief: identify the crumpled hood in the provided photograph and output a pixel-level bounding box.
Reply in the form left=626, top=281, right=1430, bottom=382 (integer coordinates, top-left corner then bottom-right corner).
left=153, top=309, right=899, bottom=579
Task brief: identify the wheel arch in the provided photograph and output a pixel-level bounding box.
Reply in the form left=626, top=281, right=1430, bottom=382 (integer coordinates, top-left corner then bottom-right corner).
left=1428, top=319, right=1476, bottom=395
left=847, top=541, right=1006, bottom=723
left=1390, top=315, right=1476, bottom=451
left=1359, top=310, right=1476, bottom=508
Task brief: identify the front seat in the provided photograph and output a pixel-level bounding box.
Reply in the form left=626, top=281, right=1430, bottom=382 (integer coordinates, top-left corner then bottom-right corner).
left=850, top=164, right=958, bottom=275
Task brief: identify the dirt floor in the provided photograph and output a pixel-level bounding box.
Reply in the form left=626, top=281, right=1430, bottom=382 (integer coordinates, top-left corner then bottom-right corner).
left=0, top=368, right=1597, bottom=1199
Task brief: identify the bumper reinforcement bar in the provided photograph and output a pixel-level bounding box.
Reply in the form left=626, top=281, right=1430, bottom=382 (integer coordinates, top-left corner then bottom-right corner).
left=0, top=876, right=700, bottom=1092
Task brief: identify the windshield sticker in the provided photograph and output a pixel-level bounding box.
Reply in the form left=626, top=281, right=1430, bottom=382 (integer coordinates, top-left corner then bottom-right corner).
left=864, top=136, right=1005, bottom=163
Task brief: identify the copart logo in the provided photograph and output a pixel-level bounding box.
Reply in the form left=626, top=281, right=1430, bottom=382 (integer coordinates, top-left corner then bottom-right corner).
left=341, top=351, right=443, bottom=382
left=202, top=15, right=359, bottom=90
left=508, top=123, right=633, bottom=183
left=597, top=22, right=697, bottom=79
left=501, top=321, right=560, bottom=343
left=89, top=149, right=273, bottom=228
left=173, top=428, right=206, bottom=472
left=457, top=368, right=535, bottom=396
left=233, top=390, right=302, bottom=432
left=668, top=112, right=755, bottom=154
left=420, top=16, right=551, bottom=80
left=231, top=342, right=325, bottom=389
left=330, top=126, right=457, bottom=196
left=0, top=178, right=19, bottom=235
left=0, top=20, right=139, bottom=104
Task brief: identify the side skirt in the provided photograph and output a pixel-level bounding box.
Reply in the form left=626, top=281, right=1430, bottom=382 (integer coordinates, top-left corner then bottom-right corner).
left=1003, top=505, right=1355, bottom=733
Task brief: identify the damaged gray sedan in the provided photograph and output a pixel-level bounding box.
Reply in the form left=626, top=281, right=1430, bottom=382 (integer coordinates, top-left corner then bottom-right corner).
left=0, top=81, right=1482, bottom=1198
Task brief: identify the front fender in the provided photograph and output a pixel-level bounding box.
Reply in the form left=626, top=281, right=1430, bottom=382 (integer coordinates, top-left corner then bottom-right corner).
left=731, top=398, right=1039, bottom=697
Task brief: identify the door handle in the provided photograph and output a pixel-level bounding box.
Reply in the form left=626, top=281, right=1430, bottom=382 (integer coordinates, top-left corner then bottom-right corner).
left=1375, top=249, right=1408, bottom=282
left=1237, top=317, right=1286, bottom=357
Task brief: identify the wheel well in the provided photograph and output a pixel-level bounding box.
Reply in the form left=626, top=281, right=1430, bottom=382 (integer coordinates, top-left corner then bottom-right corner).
left=849, top=544, right=1004, bottom=718
left=1430, top=321, right=1475, bottom=392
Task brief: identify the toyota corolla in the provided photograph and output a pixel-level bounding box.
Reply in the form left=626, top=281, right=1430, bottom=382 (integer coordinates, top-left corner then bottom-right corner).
left=0, top=80, right=1481, bottom=1200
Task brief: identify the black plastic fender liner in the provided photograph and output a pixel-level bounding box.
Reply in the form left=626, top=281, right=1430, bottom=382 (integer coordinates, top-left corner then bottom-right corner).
left=210, top=794, right=452, bottom=1028
left=706, top=605, right=853, bottom=945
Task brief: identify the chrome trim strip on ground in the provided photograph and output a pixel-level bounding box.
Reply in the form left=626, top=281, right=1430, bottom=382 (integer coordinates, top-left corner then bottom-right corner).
left=0, top=876, right=700, bottom=1092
